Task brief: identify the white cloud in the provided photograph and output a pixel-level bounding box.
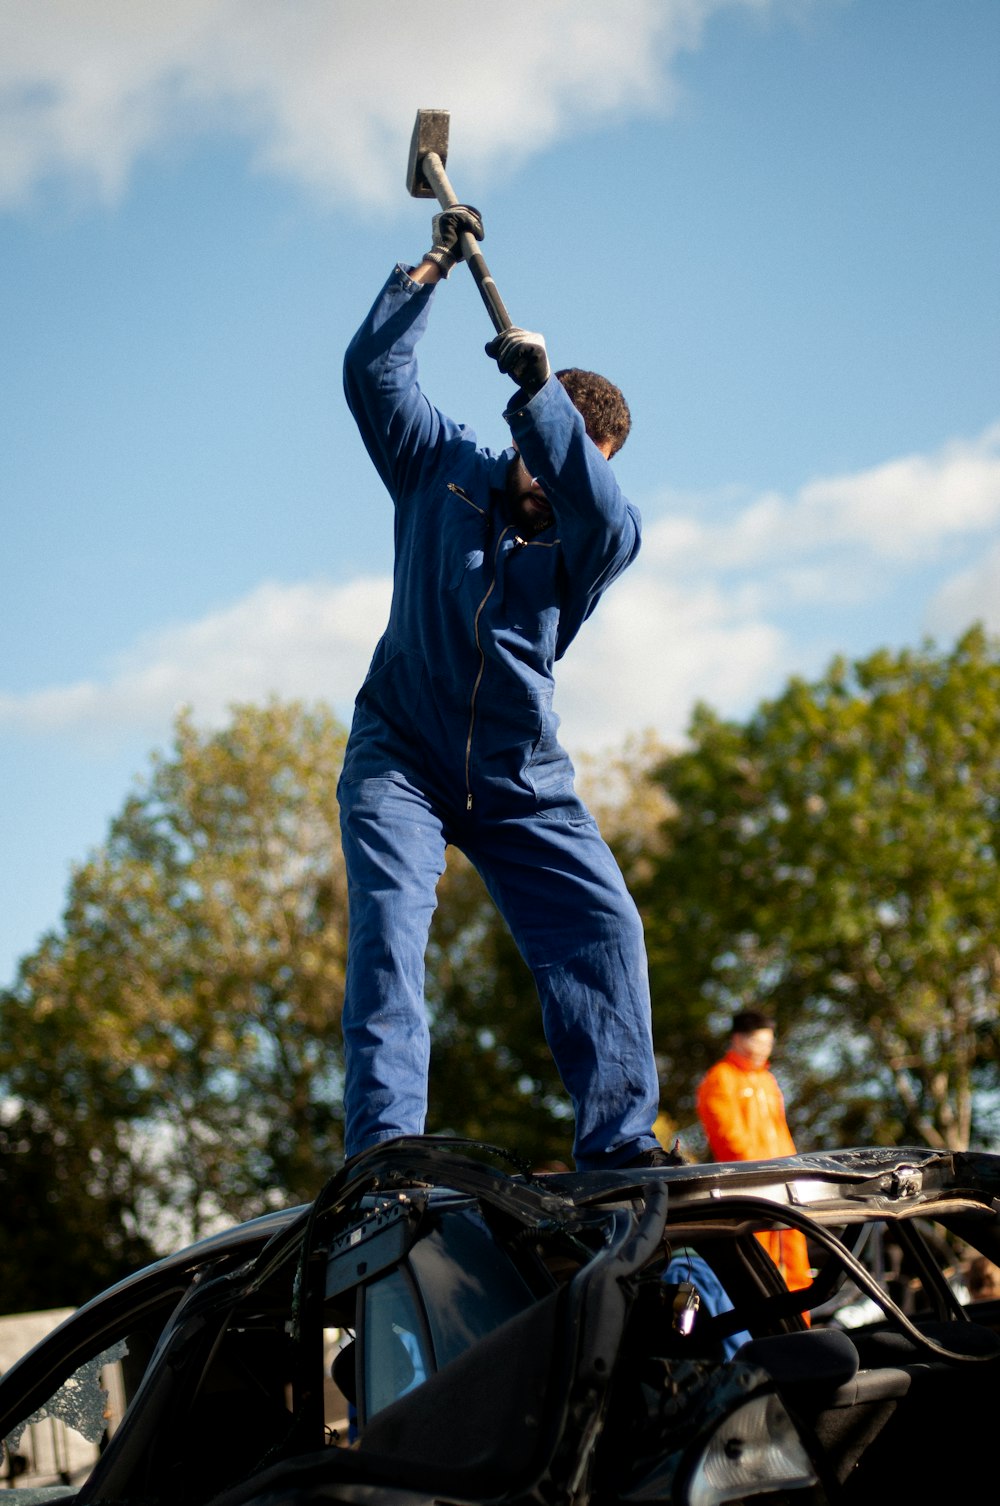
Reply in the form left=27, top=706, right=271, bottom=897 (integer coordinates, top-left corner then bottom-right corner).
left=643, top=422, right=1000, bottom=579
left=926, top=541, right=1000, bottom=639
left=0, top=0, right=764, bottom=209
left=556, top=574, right=783, bottom=751
left=800, top=423, right=1000, bottom=559
left=0, top=529, right=787, bottom=755
left=0, top=577, right=392, bottom=739
left=0, top=566, right=777, bottom=755
left=560, top=420, right=1000, bottom=748
left=4, top=422, right=999, bottom=758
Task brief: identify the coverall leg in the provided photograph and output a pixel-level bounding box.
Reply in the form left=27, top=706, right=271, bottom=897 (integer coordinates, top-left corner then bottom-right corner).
left=339, top=775, right=448, bottom=1159
left=464, top=806, right=660, bottom=1170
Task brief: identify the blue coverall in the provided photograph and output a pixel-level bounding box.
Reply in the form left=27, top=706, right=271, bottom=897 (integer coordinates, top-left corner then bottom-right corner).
left=339, top=265, right=660, bottom=1169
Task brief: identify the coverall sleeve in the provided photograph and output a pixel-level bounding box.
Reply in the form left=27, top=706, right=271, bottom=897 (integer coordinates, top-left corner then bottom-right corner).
left=503, top=377, right=641, bottom=653
left=696, top=1065, right=756, bottom=1162
left=343, top=266, right=467, bottom=507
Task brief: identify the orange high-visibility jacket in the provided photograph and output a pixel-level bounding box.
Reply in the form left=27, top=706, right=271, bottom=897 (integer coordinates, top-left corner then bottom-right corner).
left=696, top=1050, right=797, bottom=1162
left=696, top=1050, right=811, bottom=1298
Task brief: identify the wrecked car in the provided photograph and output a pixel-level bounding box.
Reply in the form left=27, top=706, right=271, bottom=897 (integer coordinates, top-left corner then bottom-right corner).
left=1, top=1139, right=999, bottom=1505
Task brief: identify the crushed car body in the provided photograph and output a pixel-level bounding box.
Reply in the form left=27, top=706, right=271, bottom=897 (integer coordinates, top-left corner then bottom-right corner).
left=1, top=1139, right=999, bottom=1506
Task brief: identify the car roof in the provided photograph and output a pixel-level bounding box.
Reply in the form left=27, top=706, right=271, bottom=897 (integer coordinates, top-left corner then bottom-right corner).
left=312, top=1139, right=1000, bottom=1237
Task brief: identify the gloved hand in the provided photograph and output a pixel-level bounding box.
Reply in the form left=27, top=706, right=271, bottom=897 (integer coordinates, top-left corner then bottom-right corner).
left=485, top=327, right=551, bottom=396
left=423, top=204, right=484, bottom=277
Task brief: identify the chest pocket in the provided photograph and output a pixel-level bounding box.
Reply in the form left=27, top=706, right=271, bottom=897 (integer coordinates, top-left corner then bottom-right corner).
left=445, top=482, right=489, bottom=591
left=500, top=538, right=561, bottom=660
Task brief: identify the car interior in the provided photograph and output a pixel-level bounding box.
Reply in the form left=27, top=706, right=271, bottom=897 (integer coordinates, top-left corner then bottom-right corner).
left=4, top=1152, right=1000, bottom=1506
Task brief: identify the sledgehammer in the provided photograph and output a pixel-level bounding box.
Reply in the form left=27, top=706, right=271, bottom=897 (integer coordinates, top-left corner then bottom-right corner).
left=406, top=108, right=512, bottom=335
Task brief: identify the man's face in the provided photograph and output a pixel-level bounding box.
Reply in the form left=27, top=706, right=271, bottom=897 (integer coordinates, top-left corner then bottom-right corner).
left=505, top=453, right=554, bottom=534
left=505, top=436, right=615, bottom=534
left=732, top=1027, right=775, bottom=1068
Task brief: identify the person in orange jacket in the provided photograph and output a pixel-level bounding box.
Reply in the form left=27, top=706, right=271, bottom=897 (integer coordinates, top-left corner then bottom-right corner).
left=696, top=1010, right=812, bottom=1310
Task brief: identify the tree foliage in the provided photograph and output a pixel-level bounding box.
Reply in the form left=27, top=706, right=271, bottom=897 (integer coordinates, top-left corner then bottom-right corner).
left=0, top=701, right=350, bottom=1266
left=8, top=630, right=997, bottom=1299
left=640, top=627, right=1000, bottom=1153
left=0, top=1102, right=157, bottom=1310
left=0, top=700, right=664, bottom=1288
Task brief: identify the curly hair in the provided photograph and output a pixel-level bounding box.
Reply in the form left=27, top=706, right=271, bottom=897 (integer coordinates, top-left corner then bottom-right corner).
left=556, top=368, right=631, bottom=457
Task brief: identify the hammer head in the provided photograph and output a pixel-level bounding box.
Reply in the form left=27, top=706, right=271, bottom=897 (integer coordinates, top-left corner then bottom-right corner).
left=406, top=109, right=450, bottom=198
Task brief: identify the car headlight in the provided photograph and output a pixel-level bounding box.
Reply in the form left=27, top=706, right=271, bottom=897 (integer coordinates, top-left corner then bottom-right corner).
left=685, top=1390, right=817, bottom=1506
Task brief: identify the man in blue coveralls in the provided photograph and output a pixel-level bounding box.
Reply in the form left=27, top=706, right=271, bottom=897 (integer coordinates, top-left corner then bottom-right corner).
left=339, top=203, right=673, bottom=1171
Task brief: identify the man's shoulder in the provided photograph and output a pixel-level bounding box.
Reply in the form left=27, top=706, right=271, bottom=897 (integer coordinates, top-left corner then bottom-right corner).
left=426, top=429, right=505, bottom=486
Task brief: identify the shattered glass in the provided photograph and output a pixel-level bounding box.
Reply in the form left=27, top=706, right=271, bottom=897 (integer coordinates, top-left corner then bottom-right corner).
left=4, top=1339, right=128, bottom=1454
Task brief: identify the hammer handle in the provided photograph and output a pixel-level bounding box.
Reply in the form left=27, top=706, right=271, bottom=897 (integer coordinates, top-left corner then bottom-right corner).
left=420, top=152, right=512, bottom=334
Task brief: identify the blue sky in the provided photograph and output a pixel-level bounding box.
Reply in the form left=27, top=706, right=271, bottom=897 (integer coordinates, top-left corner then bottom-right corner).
left=2, top=0, right=998, bottom=987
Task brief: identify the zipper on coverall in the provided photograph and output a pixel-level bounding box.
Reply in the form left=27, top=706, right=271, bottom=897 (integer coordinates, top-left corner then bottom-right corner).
left=445, top=484, right=530, bottom=813
left=464, top=523, right=527, bottom=812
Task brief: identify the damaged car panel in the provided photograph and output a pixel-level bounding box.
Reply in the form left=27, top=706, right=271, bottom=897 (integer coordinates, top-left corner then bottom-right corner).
left=1, top=1140, right=998, bottom=1506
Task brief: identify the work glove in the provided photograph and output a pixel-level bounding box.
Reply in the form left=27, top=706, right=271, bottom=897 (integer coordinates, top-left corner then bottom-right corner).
left=423, top=203, right=484, bottom=277
left=485, top=326, right=551, bottom=397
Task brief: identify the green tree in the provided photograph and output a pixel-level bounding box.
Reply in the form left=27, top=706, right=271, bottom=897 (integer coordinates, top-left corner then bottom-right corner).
left=0, top=701, right=350, bottom=1254
left=641, top=627, right=1000, bottom=1153
left=0, top=1102, right=157, bottom=1310
left=0, top=703, right=697, bottom=1292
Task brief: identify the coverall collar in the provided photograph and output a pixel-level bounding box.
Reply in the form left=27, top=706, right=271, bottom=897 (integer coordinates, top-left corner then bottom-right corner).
left=492, top=446, right=516, bottom=489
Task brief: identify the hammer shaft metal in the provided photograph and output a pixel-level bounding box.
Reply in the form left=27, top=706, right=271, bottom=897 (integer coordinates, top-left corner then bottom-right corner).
left=420, top=152, right=512, bottom=335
